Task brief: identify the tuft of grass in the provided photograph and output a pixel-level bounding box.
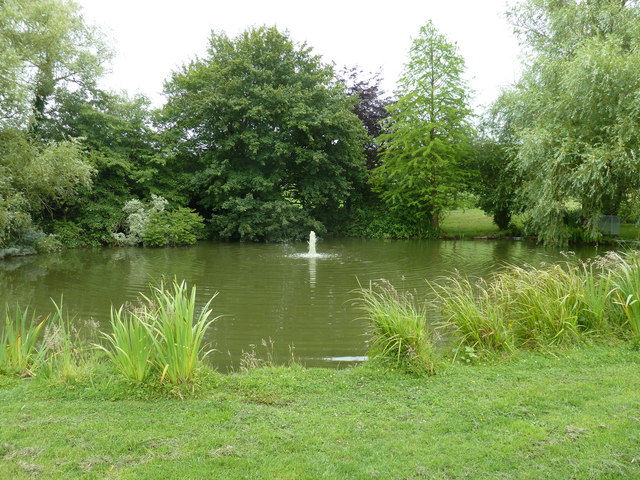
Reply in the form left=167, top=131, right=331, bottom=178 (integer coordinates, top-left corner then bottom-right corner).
left=359, top=280, right=437, bottom=375
left=37, top=299, right=98, bottom=381
left=141, top=280, right=218, bottom=385
left=0, top=305, right=48, bottom=376
left=435, top=275, right=515, bottom=354
left=96, top=306, right=154, bottom=383
left=610, top=251, right=640, bottom=337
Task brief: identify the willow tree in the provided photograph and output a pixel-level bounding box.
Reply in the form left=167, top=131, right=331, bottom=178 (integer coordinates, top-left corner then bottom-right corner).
left=374, top=21, right=472, bottom=232
left=499, top=0, right=640, bottom=245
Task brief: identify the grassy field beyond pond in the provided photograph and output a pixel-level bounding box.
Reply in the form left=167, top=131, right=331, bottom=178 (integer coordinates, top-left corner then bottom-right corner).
left=1, top=346, right=639, bottom=479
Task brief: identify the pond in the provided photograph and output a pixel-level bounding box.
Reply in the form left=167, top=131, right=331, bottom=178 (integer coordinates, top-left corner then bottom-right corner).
left=0, top=238, right=607, bottom=370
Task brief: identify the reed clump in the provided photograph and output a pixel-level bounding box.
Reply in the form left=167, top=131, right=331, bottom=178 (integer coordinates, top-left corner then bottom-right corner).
left=436, top=251, right=638, bottom=355
left=98, top=280, right=218, bottom=385
left=0, top=305, right=48, bottom=376
left=359, top=279, right=437, bottom=375
left=360, top=251, right=640, bottom=368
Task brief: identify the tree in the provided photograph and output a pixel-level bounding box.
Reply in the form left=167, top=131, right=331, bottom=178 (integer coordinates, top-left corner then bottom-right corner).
left=374, top=21, right=473, bottom=232
left=161, top=26, right=367, bottom=241
left=500, top=0, right=640, bottom=245
left=467, top=114, right=522, bottom=231
left=0, top=0, right=110, bottom=130
left=340, top=67, right=393, bottom=170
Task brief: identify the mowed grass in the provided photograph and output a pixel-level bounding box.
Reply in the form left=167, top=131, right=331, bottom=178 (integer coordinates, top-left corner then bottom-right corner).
left=440, top=209, right=501, bottom=237
left=1, top=346, right=639, bottom=479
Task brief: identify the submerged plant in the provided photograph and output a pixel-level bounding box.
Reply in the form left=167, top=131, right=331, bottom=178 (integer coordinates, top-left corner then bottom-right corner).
left=360, top=280, right=436, bottom=375
left=0, top=305, right=49, bottom=376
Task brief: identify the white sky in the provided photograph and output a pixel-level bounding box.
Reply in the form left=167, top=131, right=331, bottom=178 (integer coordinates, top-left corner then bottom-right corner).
left=76, top=0, right=523, bottom=114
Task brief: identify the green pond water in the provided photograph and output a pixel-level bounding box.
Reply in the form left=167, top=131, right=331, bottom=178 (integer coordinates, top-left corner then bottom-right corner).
left=0, top=238, right=608, bottom=370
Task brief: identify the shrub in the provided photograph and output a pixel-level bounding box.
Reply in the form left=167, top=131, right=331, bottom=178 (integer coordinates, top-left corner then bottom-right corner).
left=359, top=280, right=437, bottom=375
left=113, top=196, right=204, bottom=247
left=142, top=208, right=204, bottom=247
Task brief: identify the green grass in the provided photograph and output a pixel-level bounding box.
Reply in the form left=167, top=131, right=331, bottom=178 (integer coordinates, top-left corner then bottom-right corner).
left=0, top=346, right=639, bottom=479
left=359, top=280, right=436, bottom=375
left=440, top=209, right=502, bottom=237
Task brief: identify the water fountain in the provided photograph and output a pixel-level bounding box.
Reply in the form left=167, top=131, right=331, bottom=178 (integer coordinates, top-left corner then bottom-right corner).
left=308, top=230, right=317, bottom=257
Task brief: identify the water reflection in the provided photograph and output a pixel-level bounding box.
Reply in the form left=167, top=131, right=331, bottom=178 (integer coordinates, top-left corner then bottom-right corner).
left=0, top=239, right=610, bottom=369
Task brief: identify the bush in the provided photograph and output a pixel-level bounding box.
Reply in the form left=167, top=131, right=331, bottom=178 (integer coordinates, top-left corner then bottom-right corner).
left=113, top=195, right=204, bottom=247
left=143, top=208, right=204, bottom=247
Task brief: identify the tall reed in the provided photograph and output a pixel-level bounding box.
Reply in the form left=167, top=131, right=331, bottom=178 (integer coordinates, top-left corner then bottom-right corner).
left=435, top=276, right=514, bottom=354
left=610, top=251, right=640, bottom=337
left=359, top=280, right=436, bottom=375
left=0, top=305, right=48, bottom=376
left=97, top=306, right=154, bottom=383
left=142, top=280, right=218, bottom=385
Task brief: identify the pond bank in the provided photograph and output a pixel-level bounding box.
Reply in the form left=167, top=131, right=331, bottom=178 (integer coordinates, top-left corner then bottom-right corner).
left=1, top=345, right=639, bottom=479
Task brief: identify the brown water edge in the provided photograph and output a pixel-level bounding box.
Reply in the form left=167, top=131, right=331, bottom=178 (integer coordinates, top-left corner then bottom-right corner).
left=0, top=238, right=610, bottom=370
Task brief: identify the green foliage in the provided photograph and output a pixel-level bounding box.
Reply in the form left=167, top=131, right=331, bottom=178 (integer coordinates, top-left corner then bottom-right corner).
left=97, top=306, right=154, bottom=383
left=98, top=281, right=218, bottom=385
left=359, top=280, right=437, bottom=375
left=435, top=276, right=515, bottom=354
left=142, top=281, right=217, bottom=385
left=611, top=251, right=640, bottom=337
left=341, top=204, right=435, bottom=239
left=467, top=129, right=521, bottom=230
left=498, top=0, right=640, bottom=245
left=161, top=26, right=367, bottom=241
left=0, top=0, right=110, bottom=130
left=37, top=299, right=97, bottom=381
left=374, top=21, right=473, bottom=231
left=143, top=208, right=204, bottom=247
left=0, top=305, right=48, bottom=376
left=113, top=195, right=204, bottom=247
left=0, top=129, right=94, bottom=253
left=435, top=253, right=638, bottom=355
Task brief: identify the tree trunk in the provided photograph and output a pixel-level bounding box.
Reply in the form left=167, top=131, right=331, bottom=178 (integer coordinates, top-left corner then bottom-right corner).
left=431, top=211, right=440, bottom=230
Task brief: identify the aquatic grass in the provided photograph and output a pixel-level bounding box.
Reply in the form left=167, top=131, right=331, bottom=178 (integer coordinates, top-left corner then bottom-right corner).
left=503, top=264, right=585, bottom=348
left=142, top=280, right=218, bottom=385
left=610, top=251, right=640, bottom=337
left=96, top=306, right=154, bottom=383
left=37, top=299, right=98, bottom=381
left=359, top=280, right=436, bottom=375
left=435, top=275, right=515, bottom=355
left=0, top=305, right=48, bottom=376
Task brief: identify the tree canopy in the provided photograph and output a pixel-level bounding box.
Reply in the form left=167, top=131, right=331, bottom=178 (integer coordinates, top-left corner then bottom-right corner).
left=374, top=21, right=473, bottom=232
left=498, top=0, right=640, bottom=245
left=162, top=26, right=367, bottom=241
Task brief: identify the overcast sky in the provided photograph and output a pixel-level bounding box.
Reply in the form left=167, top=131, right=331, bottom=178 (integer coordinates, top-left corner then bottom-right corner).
left=76, top=0, right=523, bottom=114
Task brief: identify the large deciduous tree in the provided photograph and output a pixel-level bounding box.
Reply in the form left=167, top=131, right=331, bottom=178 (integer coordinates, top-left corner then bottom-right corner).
left=374, top=21, right=472, bottom=232
left=0, top=0, right=110, bottom=131
left=499, top=0, right=640, bottom=245
left=161, top=26, right=367, bottom=241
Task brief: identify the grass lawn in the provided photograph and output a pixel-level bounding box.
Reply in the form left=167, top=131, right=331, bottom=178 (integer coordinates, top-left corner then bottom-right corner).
left=440, top=209, right=501, bottom=237
left=1, top=346, right=639, bottom=479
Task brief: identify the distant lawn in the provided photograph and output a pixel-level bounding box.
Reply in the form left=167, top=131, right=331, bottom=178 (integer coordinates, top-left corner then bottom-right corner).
left=620, top=223, right=640, bottom=241
left=441, top=208, right=501, bottom=237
